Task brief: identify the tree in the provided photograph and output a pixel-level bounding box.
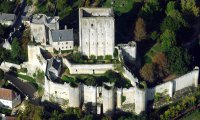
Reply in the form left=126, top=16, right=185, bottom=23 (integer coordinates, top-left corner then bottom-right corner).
left=181, top=0, right=199, bottom=16
left=160, top=30, right=176, bottom=51
left=0, top=69, right=4, bottom=80
left=17, top=101, right=44, bottom=120
left=152, top=53, right=169, bottom=79
left=84, top=76, right=96, bottom=86
left=50, top=110, right=63, bottom=120
left=27, top=0, right=32, bottom=6
left=0, top=24, right=6, bottom=38
left=140, top=0, right=161, bottom=19
left=140, top=63, right=156, bottom=83
left=11, top=38, right=21, bottom=59
left=134, top=18, right=147, bottom=41
left=160, top=16, right=181, bottom=32
left=166, top=47, right=191, bottom=75
left=165, top=1, right=176, bottom=15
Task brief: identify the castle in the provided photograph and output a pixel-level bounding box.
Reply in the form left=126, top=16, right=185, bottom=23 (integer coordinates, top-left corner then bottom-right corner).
left=2, top=7, right=198, bottom=115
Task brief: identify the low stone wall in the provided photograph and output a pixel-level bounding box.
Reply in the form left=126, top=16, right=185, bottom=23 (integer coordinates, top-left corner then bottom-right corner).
left=147, top=67, right=199, bottom=101
left=147, top=81, right=173, bottom=101
left=63, top=58, right=114, bottom=74
left=44, top=77, right=70, bottom=101
left=122, top=67, right=138, bottom=86
left=0, top=62, right=21, bottom=70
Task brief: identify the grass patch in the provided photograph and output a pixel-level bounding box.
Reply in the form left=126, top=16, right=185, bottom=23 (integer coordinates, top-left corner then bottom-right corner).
left=17, top=74, right=35, bottom=83
left=103, top=0, right=136, bottom=15
left=182, top=110, right=200, bottom=120
left=62, top=75, right=75, bottom=83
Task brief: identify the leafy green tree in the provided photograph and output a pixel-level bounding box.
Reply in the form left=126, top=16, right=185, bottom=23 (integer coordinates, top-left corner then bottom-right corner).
left=166, top=47, right=191, bottom=75
left=17, top=101, right=44, bottom=120
left=134, top=17, right=147, bottom=41
left=160, top=30, right=176, bottom=51
left=11, top=38, right=21, bottom=58
left=85, top=76, right=96, bottom=86
left=181, top=0, right=199, bottom=16
left=160, top=16, right=181, bottom=32
left=140, top=0, right=161, bottom=18
left=27, top=0, right=32, bottom=6
left=50, top=110, right=63, bottom=120
left=0, top=24, right=6, bottom=38
left=165, top=1, right=176, bottom=15
left=0, top=69, right=4, bottom=80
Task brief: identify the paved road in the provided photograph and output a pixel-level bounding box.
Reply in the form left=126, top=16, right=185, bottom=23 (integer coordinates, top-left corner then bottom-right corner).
left=4, top=73, right=37, bottom=99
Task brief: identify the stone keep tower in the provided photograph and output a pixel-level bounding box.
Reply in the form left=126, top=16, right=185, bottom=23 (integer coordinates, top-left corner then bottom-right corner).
left=79, top=8, right=115, bottom=57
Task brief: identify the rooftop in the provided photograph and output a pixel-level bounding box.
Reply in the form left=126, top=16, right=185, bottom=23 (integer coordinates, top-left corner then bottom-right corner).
left=80, top=7, right=114, bottom=17
left=0, top=88, right=18, bottom=101
left=0, top=13, right=16, bottom=21
left=51, top=29, right=73, bottom=42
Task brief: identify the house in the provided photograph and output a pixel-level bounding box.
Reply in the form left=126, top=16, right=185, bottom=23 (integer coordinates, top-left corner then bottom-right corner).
left=30, top=14, right=59, bottom=45
left=49, top=26, right=74, bottom=51
left=0, top=13, right=16, bottom=26
left=0, top=88, right=21, bottom=109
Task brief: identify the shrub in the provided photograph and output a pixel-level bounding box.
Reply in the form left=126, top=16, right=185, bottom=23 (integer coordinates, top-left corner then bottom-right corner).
left=122, top=95, right=126, bottom=104
left=114, top=48, right=118, bottom=58
left=90, top=55, right=96, bottom=60
left=105, top=55, right=112, bottom=60
left=53, top=48, right=59, bottom=54
left=97, top=56, right=104, bottom=60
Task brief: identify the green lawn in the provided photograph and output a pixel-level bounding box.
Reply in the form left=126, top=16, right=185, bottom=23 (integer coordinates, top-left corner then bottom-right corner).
left=103, top=0, right=138, bottom=14
left=18, top=74, right=35, bottom=83
left=182, top=110, right=200, bottom=120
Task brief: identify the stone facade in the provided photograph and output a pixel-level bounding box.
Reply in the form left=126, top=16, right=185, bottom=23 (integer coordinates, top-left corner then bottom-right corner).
left=63, top=58, right=114, bottom=74
left=79, top=8, right=115, bottom=57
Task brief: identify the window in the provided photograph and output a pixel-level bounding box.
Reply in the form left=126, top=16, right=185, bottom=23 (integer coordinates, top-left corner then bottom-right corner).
left=91, top=24, right=93, bottom=27
left=66, top=42, right=68, bottom=44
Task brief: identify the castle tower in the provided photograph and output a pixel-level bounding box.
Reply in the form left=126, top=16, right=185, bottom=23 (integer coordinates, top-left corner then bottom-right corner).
left=102, top=82, right=114, bottom=115
left=79, top=8, right=115, bottom=58
left=69, top=84, right=81, bottom=108
left=135, top=87, right=147, bottom=114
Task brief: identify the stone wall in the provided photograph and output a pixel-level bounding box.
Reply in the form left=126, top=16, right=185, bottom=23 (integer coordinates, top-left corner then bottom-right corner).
left=146, top=67, right=199, bottom=101
left=0, top=62, right=21, bottom=70
left=122, top=87, right=135, bottom=105
left=69, top=84, right=81, bottom=107
left=63, top=58, right=114, bottom=74
left=83, top=85, right=97, bottom=104
left=44, top=77, right=70, bottom=101
left=27, top=45, right=47, bottom=74
left=147, top=81, right=173, bottom=101
left=122, top=67, right=138, bottom=86
left=135, top=87, right=146, bottom=114
left=174, top=67, right=199, bottom=91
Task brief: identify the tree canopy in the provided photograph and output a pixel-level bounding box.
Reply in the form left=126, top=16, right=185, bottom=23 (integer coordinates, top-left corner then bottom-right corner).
left=134, top=18, right=147, bottom=41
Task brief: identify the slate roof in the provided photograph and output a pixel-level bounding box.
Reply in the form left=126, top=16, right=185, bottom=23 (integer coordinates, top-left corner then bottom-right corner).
left=0, top=13, right=16, bottom=21
left=51, top=29, right=73, bottom=42
left=0, top=88, right=17, bottom=101
left=46, top=58, right=61, bottom=81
